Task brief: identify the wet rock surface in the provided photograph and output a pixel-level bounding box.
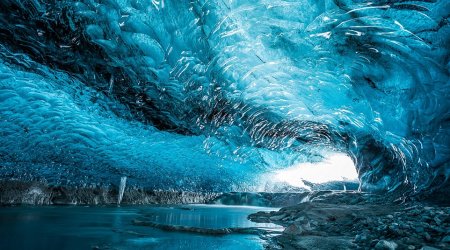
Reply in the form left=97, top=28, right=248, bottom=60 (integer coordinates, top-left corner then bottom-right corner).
left=0, top=180, right=221, bottom=205
left=2, top=181, right=449, bottom=250
left=209, top=192, right=311, bottom=207
left=248, top=191, right=450, bottom=250
left=132, top=219, right=267, bottom=236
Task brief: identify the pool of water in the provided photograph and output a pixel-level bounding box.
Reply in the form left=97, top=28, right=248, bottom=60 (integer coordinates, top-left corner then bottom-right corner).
left=0, top=204, right=281, bottom=250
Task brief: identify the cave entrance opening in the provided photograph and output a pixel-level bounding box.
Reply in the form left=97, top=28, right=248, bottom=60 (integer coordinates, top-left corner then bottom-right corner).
left=270, top=153, right=359, bottom=190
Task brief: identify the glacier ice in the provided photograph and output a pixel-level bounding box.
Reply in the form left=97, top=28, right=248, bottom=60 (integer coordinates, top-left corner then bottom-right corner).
left=0, top=0, right=448, bottom=194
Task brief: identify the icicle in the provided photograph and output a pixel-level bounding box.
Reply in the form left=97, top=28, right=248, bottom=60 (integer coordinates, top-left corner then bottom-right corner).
left=118, top=176, right=127, bottom=205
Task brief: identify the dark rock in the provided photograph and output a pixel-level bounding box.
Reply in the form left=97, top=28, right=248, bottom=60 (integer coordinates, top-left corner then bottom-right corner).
left=424, top=232, right=432, bottom=241
left=245, top=193, right=449, bottom=250
left=270, top=214, right=286, bottom=221
left=354, top=234, right=368, bottom=242
left=284, top=224, right=302, bottom=236
left=420, top=246, right=440, bottom=250
left=441, top=235, right=450, bottom=243
left=375, top=240, right=398, bottom=250
left=434, top=217, right=442, bottom=225
left=282, top=236, right=356, bottom=250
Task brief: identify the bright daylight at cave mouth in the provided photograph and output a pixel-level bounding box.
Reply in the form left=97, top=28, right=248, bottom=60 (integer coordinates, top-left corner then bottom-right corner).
left=273, top=154, right=358, bottom=189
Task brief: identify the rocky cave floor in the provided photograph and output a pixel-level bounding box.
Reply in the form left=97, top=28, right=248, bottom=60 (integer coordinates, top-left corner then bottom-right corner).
left=248, top=192, right=450, bottom=250
left=1, top=181, right=449, bottom=250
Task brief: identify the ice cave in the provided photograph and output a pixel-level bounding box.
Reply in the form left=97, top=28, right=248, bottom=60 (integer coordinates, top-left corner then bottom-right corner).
left=0, top=0, right=449, bottom=249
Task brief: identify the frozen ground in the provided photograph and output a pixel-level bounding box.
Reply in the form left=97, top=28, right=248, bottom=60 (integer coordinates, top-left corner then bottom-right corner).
left=0, top=204, right=280, bottom=250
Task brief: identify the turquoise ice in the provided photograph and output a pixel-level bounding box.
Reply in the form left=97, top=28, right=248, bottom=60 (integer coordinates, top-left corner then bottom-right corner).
left=0, top=0, right=448, bottom=193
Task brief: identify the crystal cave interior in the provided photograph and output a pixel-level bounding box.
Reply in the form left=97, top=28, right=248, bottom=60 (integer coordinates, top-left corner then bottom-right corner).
left=0, top=1, right=449, bottom=249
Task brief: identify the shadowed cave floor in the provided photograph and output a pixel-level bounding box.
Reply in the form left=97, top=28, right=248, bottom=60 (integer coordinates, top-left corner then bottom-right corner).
left=0, top=181, right=449, bottom=250
left=129, top=191, right=450, bottom=250
left=248, top=193, right=450, bottom=250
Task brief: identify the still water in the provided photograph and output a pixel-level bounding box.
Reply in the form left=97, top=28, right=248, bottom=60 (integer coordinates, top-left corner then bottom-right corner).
left=0, top=204, right=281, bottom=250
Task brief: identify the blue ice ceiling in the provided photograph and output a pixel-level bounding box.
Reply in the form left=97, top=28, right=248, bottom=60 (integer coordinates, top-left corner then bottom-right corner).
left=0, top=0, right=449, bottom=193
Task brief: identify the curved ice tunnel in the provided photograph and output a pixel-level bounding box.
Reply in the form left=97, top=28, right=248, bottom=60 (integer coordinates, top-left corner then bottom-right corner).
left=0, top=0, right=448, bottom=195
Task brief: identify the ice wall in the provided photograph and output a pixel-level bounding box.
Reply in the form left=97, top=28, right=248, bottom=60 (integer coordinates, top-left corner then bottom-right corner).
left=0, top=0, right=448, bottom=194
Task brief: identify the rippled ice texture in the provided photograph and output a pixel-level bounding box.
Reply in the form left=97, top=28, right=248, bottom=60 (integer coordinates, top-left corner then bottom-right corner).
left=0, top=0, right=448, bottom=193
